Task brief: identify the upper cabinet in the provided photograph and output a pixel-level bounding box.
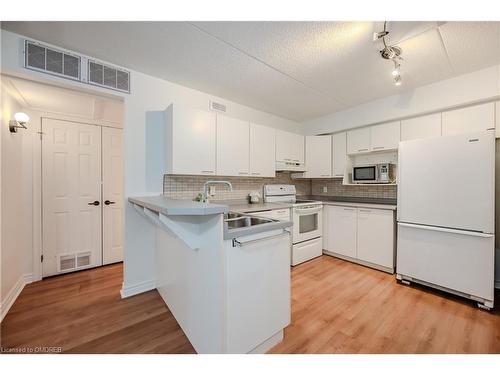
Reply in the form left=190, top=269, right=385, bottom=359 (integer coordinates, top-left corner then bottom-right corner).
left=276, top=130, right=305, bottom=164
left=401, top=113, right=441, bottom=141
left=442, top=103, right=495, bottom=136
left=165, top=104, right=217, bottom=176
left=332, top=132, right=347, bottom=178
left=217, top=115, right=250, bottom=177
left=250, top=123, right=275, bottom=177
left=303, top=135, right=332, bottom=178
left=346, top=127, right=370, bottom=154
left=370, top=121, right=400, bottom=151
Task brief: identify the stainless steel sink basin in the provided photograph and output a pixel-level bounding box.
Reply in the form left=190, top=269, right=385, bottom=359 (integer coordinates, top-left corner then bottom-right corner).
left=224, top=211, right=276, bottom=230
left=227, top=218, right=250, bottom=229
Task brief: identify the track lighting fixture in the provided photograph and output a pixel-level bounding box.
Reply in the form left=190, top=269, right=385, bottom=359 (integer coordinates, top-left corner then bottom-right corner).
left=374, top=22, right=404, bottom=86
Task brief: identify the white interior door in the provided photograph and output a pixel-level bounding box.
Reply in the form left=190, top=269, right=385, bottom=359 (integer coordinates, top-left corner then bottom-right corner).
left=42, top=118, right=102, bottom=277
left=102, top=127, right=124, bottom=265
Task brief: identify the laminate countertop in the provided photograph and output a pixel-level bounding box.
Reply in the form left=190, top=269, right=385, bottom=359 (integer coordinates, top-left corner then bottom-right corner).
left=129, top=195, right=229, bottom=216
left=299, top=195, right=397, bottom=211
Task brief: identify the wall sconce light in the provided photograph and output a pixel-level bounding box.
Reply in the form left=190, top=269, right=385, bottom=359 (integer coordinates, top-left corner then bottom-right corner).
left=9, top=112, right=30, bottom=133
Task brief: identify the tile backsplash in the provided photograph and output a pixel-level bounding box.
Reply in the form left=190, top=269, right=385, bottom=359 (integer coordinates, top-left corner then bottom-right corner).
left=163, top=173, right=311, bottom=201
left=163, top=174, right=397, bottom=201
left=310, top=178, right=397, bottom=199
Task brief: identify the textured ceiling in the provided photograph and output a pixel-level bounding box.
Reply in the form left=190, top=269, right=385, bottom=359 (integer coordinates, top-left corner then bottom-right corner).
left=2, top=21, right=499, bottom=122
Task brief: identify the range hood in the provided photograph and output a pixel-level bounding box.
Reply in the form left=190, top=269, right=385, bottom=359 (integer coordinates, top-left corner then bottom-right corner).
left=275, top=160, right=307, bottom=172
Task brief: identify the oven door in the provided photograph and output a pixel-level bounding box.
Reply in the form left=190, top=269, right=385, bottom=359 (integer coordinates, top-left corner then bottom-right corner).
left=292, top=205, right=323, bottom=244
left=353, top=165, right=377, bottom=183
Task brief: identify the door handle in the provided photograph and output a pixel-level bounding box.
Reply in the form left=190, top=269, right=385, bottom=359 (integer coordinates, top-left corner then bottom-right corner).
left=88, top=200, right=100, bottom=206
left=104, top=200, right=116, bottom=205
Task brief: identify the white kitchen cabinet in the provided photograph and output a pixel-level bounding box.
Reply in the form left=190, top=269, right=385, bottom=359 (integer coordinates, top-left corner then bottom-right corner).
left=370, top=121, right=400, bottom=151
left=217, top=115, right=250, bottom=177
left=249, top=123, right=275, bottom=177
left=323, top=205, right=357, bottom=258
left=303, top=135, right=332, bottom=178
left=165, top=104, right=217, bottom=176
left=356, top=208, right=394, bottom=269
left=276, top=130, right=305, bottom=164
left=442, top=103, right=495, bottom=136
left=347, top=127, right=370, bottom=154
left=401, top=113, right=441, bottom=141
left=332, top=132, right=347, bottom=177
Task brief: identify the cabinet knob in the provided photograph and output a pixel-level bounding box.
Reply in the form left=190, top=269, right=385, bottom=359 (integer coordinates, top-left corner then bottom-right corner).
left=88, top=200, right=100, bottom=206
left=104, top=200, right=116, bottom=205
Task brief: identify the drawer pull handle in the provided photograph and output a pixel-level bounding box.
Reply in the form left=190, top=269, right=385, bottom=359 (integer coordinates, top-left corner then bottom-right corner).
left=372, top=146, right=384, bottom=150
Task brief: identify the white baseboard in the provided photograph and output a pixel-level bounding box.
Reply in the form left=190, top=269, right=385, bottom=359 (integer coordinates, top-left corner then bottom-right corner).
left=0, top=273, right=33, bottom=322
left=120, top=279, right=156, bottom=298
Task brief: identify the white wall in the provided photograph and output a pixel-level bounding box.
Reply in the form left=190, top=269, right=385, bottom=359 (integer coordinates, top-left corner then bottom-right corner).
left=0, top=80, right=33, bottom=318
left=1, top=29, right=301, bottom=295
left=302, top=65, right=500, bottom=135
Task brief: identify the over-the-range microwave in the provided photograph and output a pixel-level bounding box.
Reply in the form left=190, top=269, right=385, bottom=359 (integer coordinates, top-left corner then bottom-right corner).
left=352, top=163, right=395, bottom=184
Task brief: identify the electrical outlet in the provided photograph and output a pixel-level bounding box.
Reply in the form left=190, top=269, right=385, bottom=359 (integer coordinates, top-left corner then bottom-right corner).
left=322, top=186, right=328, bottom=193
left=209, top=186, right=216, bottom=196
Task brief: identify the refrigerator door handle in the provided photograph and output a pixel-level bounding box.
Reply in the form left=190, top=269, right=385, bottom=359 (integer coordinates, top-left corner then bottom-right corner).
left=398, top=222, right=494, bottom=238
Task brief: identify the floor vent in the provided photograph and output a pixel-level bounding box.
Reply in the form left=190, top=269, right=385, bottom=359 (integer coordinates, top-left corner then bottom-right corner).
left=58, top=252, right=91, bottom=272
left=88, top=60, right=130, bottom=93
left=23, top=39, right=130, bottom=94
left=25, top=40, right=81, bottom=81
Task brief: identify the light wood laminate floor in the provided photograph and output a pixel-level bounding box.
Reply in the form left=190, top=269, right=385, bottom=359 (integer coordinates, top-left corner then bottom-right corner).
left=1, top=256, right=499, bottom=353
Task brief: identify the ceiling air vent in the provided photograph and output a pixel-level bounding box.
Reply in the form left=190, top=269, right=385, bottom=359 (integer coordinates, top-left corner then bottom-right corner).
left=25, top=40, right=81, bottom=80
left=209, top=101, right=227, bottom=113
left=88, top=60, right=130, bottom=93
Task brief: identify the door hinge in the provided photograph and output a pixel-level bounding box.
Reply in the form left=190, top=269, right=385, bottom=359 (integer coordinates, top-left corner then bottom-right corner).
left=41, top=254, right=44, bottom=263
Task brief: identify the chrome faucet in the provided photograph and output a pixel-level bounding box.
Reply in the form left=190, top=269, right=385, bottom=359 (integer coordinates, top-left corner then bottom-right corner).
left=203, top=180, right=233, bottom=202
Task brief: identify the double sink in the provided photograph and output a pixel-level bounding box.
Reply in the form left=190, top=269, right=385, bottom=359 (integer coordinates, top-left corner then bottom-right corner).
left=223, top=211, right=292, bottom=240
left=224, top=212, right=274, bottom=229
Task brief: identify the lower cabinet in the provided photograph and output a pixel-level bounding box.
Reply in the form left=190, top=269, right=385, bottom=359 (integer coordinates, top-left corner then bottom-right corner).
left=356, top=208, right=394, bottom=269
left=323, top=204, right=395, bottom=273
left=323, top=206, right=357, bottom=258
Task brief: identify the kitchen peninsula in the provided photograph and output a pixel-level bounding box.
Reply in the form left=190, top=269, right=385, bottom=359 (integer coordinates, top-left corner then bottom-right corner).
left=128, top=195, right=293, bottom=354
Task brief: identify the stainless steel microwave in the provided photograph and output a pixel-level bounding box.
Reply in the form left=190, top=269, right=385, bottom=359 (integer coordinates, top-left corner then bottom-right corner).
left=352, top=163, right=395, bottom=183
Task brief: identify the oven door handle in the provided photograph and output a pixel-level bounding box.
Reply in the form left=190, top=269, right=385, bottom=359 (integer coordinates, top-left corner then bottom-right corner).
left=294, top=207, right=322, bottom=215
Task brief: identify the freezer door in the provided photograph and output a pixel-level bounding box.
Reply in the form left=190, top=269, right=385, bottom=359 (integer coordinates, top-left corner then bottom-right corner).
left=398, top=130, right=495, bottom=233
left=397, top=223, right=495, bottom=301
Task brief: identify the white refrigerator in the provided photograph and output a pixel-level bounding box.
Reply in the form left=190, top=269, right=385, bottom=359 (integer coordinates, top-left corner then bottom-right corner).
left=397, top=129, right=495, bottom=309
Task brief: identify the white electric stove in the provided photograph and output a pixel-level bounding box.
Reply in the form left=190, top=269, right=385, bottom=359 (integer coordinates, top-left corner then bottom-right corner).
left=263, top=185, right=323, bottom=266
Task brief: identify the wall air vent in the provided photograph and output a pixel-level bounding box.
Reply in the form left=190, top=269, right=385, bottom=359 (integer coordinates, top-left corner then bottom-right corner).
left=88, top=60, right=130, bottom=93
left=25, top=40, right=81, bottom=81
left=23, top=39, right=131, bottom=94
left=209, top=100, right=227, bottom=113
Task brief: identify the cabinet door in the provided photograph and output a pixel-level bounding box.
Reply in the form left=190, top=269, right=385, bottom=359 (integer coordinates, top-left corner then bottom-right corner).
left=102, top=127, right=124, bottom=265
left=217, top=115, right=250, bottom=176
left=357, top=208, right=394, bottom=269
left=401, top=113, right=441, bottom=141
left=370, top=121, right=400, bottom=151
left=333, top=132, right=347, bottom=177
left=250, top=123, right=275, bottom=177
left=172, top=108, right=216, bottom=175
left=323, top=205, right=357, bottom=258
left=442, top=103, right=495, bottom=136
left=347, top=127, right=370, bottom=154
left=276, top=130, right=304, bottom=163
left=304, top=135, right=331, bottom=178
